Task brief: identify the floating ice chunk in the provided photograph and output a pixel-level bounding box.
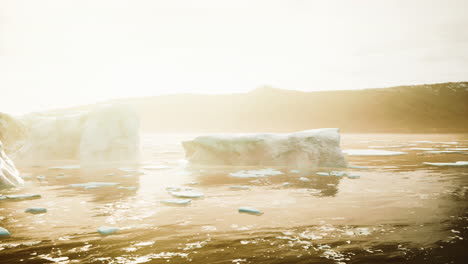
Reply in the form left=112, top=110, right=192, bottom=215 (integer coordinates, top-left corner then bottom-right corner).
left=330, top=171, right=347, bottom=177
left=347, top=175, right=361, bottom=179
left=97, top=226, right=119, bottom=235
left=423, top=161, right=468, bottom=167
left=316, top=172, right=330, bottom=176
left=289, top=170, right=300, bottom=173
left=299, top=177, right=311, bottom=182
left=355, top=228, right=371, bottom=235
left=347, top=165, right=369, bottom=169
left=229, top=185, right=251, bottom=190
left=282, top=182, right=290, bottom=186
left=0, top=227, right=11, bottom=238
left=229, top=168, right=284, bottom=178
left=36, top=175, right=46, bottom=181
left=49, top=165, right=81, bottom=170
left=160, top=199, right=192, bottom=205
left=343, top=149, right=407, bottom=156
left=182, top=128, right=347, bottom=168
left=69, top=182, right=120, bottom=189
left=5, top=194, right=41, bottom=200
left=0, top=141, right=23, bottom=188
left=170, top=190, right=204, bottom=198
left=447, top=148, right=468, bottom=151
left=238, top=207, right=263, bottom=215
left=25, top=207, right=47, bottom=214
left=118, top=186, right=137, bottom=191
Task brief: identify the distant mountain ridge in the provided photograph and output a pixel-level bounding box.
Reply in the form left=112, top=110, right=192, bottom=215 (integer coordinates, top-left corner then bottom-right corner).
left=70, top=82, right=468, bottom=133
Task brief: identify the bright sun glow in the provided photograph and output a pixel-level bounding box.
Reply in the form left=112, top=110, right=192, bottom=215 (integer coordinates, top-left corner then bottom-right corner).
left=1, top=0, right=467, bottom=114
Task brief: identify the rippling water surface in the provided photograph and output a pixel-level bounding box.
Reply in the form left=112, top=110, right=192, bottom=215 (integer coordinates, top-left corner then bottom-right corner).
left=1, top=133, right=467, bottom=264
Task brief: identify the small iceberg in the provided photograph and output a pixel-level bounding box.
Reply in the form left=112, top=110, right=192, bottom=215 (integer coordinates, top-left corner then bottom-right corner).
left=423, top=161, right=468, bottom=167
left=25, top=207, right=47, bottom=214
left=5, top=194, right=41, bottom=200
left=447, top=148, right=468, bottom=151
left=410, top=148, right=437, bottom=151
left=229, top=168, right=284, bottom=178
left=69, top=182, right=120, bottom=189
left=316, top=172, right=330, bottom=176
left=347, top=175, right=361, bottom=179
left=170, top=190, right=204, bottom=198
left=299, top=177, right=311, bottom=182
left=343, top=149, right=407, bottom=156
left=36, top=175, right=46, bottom=181
left=282, top=182, right=290, bottom=186
left=0, top=227, right=11, bottom=238
left=330, top=171, right=347, bottom=177
left=347, top=165, right=369, bottom=169
left=97, top=226, right=119, bottom=235
left=238, top=207, right=263, bottom=215
left=229, top=186, right=250, bottom=190
left=160, top=199, right=192, bottom=205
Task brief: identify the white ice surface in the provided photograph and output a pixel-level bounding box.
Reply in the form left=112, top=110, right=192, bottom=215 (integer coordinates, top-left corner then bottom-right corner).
left=0, top=141, right=23, bottom=188
left=423, top=161, right=468, bottom=167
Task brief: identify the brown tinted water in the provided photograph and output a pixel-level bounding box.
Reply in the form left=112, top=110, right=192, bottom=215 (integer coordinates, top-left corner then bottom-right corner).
left=1, top=133, right=467, bottom=264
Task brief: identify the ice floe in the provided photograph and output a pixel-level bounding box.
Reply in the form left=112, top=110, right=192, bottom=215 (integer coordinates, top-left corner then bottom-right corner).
left=97, top=226, right=119, bottom=235
left=229, top=185, right=251, bottom=190
left=25, top=207, right=47, bottom=214
left=170, top=190, right=204, bottom=198
left=3, top=194, right=41, bottom=200
left=160, top=199, right=192, bottom=205
left=238, top=207, right=263, bottom=215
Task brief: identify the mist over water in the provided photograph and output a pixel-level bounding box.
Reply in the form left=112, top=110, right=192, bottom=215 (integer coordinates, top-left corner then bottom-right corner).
left=0, top=133, right=467, bottom=263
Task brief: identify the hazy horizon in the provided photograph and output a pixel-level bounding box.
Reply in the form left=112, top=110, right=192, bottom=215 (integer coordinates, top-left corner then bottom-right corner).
left=2, top=0, right=468, bottom=114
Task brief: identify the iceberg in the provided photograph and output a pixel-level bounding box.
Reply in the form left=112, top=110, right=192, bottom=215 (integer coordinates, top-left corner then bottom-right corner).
left=229, top=185, right=251, bottom=190
left=1, top=104, right=140, bottom=167
left=238, top=207, right=263, bottom=215
left=423, top=161, right=468, bottom=167
left=316, top=172, right=330, bottom=176
left=299, top=177, right=311, bottom=181
left=0, top=141, right=23, bottom=188
left=0, top=227, right=11, bottom=238
left=347, top=175, right=361, bottom=179
left=182, top=128, right=347, bottom=168
left=25, top=207, right=47, bottom=214
left=343, top=149, right=407, bottom=156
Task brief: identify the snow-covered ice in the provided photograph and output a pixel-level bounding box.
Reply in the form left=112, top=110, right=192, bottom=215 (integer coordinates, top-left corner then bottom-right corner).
left=182, top=128, right=347, bottom=168
left=316, top=172, right=330, bottom=176
left=4, top=194, right=41, bottom=200
left=343, top=149, right=407, bottom=156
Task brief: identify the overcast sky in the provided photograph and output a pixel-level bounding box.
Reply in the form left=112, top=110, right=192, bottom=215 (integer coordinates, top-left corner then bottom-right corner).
left=1, top=0, right=467, bottom=114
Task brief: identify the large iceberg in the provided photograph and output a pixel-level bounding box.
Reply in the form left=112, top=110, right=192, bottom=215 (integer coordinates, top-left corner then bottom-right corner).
left=0, top=104, right=140, bottom=167
left=182, top=128, right=347, bottom=168
left=0, top=141, right=23, bottom=188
